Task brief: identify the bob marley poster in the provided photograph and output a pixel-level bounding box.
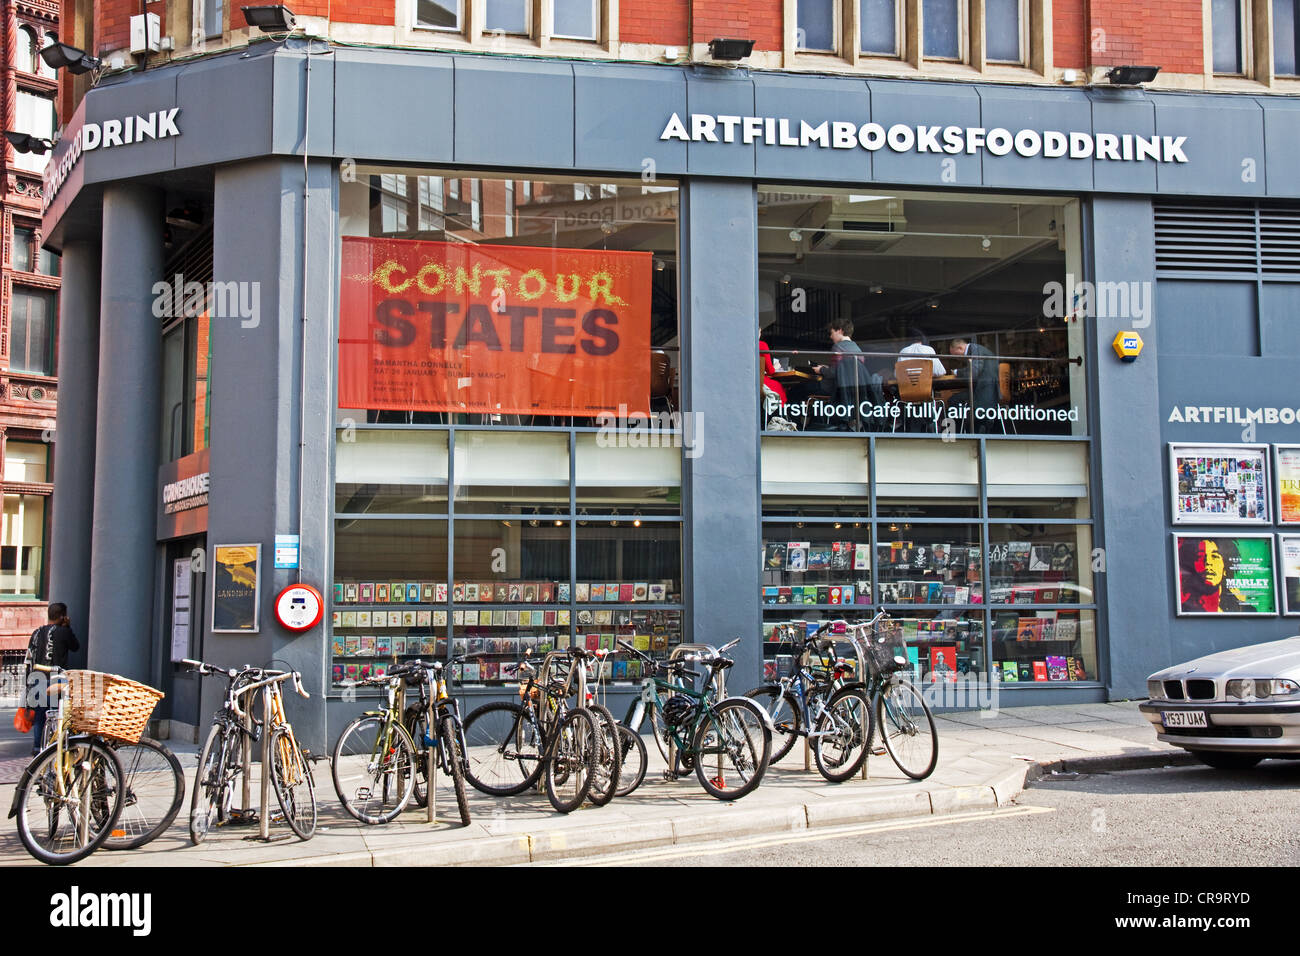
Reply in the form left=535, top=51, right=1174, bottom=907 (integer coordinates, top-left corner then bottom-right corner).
left=1174, top=534, right=1277, bottom=616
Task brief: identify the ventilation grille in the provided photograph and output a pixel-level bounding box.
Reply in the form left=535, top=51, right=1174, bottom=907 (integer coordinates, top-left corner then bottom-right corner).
left=1155, top=203, right=1300, bottom=276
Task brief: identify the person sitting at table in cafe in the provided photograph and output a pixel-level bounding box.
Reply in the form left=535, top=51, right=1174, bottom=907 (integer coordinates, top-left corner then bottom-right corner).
left=812, top=318, right=881, bottom=431
left=947, top=337, right=999, bottom=433
left=759, top=340, right=787, bottom=404
left=895, top=328, right=945, bottom=432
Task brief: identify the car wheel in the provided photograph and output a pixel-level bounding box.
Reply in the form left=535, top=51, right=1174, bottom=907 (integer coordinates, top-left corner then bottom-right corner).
left=1189, top=750, right=1263, bottom=770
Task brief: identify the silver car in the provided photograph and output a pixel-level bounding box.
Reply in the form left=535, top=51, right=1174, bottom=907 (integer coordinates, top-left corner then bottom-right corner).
left=1141, top=636, right=1300, bottom=769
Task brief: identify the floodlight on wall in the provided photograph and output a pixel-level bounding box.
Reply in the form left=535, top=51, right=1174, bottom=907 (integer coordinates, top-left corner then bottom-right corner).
left=4, top=131, right=53, bottom=155
left=707, top=38, right=755, bottom=61
left=1105, top=65, right=1160, bottom=85
left=241, top=4, right=297, bottom=32
left=38, top=41, right=100, bottom=74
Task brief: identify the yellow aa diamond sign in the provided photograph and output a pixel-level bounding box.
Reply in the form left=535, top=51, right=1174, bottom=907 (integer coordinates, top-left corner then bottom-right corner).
left=1112, top=330, right=1143, bottom=362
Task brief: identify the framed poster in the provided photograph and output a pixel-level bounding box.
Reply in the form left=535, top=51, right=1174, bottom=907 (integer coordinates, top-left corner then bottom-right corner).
left=170, top=557, right=192, bottom=662
left=1173, top=533, right=1277, bottom=616
left=1169, top=443, right=1270, bottom=525
left=1274, top=445, right=1300, bottom=525
left=212, top=543, right=261, bottom=633
left=1278, top=535, right=1300, bottom=616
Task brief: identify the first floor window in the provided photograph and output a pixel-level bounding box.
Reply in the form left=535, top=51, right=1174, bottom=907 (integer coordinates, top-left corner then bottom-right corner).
left=1276, top=0, right=1299, bottom=75
left=9, top=288, right=55, bottom=376
left=203, top=0, right=223, bottom=38
left=12, top=91, right=55, bottom=174
left=922, top=0, right=961, bottom=59
left=985, top=0, right=1022, bottom=62
left=485, top=0, right=529, bottom=34
left=416, top=0, right=461, bottom=30
left=798, top=0, right=837, bottom=51
left=552, top=0, right=597, bottom=40
left=860, top=0, right=900, bottom=55
left=1, top=494, right=46, bottom=599
left=1212, top=0, right=1246, bottom=73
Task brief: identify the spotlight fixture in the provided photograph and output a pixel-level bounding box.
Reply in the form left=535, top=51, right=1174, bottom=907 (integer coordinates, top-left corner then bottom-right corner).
left=795, top=511, right=805, bottom=530
left=554, top=519, right=563, bottom=527
left=789, top=229, right=802, bottom=242
left=780, top=274, right=791, bottom=285
left=1105, top=65, right=1161, bottom=86
left=869, top=284, right=883, bottom=295
left=633, top=511, right=643, bottom=528
left=38, top=41, right=100, bottom=74
left=981, top=236, right=991, bottom=251
left=610, top=508, right=619, bottom=527
left=834, top=521, right=842, bottom=529
left=888, top=522, right=898, bottom=532
left=578, top=508, right=589, bottom=527
left=654, top=258, right=666, bottom=272
left=928, top=298, right=939, bottom=309
left=3, top=131, right=53, bottom=155
left=707, top=37, right=755, bottom=61
left=241, top=4, right=297, bottom=32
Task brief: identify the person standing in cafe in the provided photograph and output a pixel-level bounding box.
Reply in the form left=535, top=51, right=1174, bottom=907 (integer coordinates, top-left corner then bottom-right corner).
left=813, top=319, right=880, bottom=430
left=948, top=337, right=999, bottom=433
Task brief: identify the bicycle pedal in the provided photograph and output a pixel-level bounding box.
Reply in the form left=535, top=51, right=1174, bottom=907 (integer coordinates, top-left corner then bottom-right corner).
left=710, top=777, right=727, bottom=789
left=870, top=746, right=886, bottom=756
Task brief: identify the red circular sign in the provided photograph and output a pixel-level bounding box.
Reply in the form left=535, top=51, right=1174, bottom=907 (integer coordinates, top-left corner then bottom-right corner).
left=274, top=583, right=324, bottom=632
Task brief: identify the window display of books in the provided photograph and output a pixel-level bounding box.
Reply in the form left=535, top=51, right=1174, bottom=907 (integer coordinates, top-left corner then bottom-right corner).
left=450, top=609, right=684, bottom=687
left=988, top=609, right=1089, bottom=681
left=333, top=579, right=678, bottom=604
left=330, top=628, right=448, bottom=688
left=987, top=541, right=1080, bottom=602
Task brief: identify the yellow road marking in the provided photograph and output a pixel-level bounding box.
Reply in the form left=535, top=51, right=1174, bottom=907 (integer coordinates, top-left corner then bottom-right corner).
left=525, top=805, right=1055, bottom=866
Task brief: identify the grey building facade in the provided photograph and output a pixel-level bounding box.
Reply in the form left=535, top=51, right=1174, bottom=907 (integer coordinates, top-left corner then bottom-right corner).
left=41, top=41, right=1300, bottom=751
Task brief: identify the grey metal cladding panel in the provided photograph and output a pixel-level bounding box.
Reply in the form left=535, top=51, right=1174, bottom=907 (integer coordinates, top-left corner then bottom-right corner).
left=1260, top=98, right=1300, bottom=199
left=454, top=57, right=574, bottom=168
left=1152, top=94, right=1266, bottom=197
left=270, top=52, right=336, bottom=156
left=754, top=75, right=872, bottom=183
left=975, top=85, right=1093, bottom=191
left=1086, top=91, right=1157, bottom=194
left=867, top=80, right=981, bottom=189
left=574, top=63, right=686, bottom=176
left=80, top=70, right=178, bottom=184
left=334, top=50, right=453, bottom=163
left=684, top=71, right=756, bottom=176
left=175, top=54, right=276, bottom=167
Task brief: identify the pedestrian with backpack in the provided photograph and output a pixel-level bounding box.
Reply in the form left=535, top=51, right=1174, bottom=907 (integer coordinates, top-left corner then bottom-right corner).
left=23, top=602, right=80, bottom=755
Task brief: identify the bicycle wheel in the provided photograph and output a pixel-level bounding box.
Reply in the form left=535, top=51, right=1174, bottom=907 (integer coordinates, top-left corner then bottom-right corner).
left=744, top=685, right=802, bottom=764
left=332, top=715, right=418, bottom=825
left=104, top=736, right=185, bottom=850
left=15, top=737, right=125, bottom=865
left=461, top=701, right=545, bottom=796
left=585, top=704, right=622, bottom=807
left=545, top=709, right=596, bottom=814
left=614, top=724, right=647, bottom=797
left=812, top=687, right=874, bottom=783
left=190, top=723, right=237, bottom=845
left=270, top=726, right=317, bottom=840
left=438, top=712, right=472, bottom=826
left=692, top=700, right=770, bottom=801
left=876, top=679, right=938, bottom=780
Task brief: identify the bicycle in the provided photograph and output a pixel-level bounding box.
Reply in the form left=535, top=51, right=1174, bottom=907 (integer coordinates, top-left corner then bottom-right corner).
left=8, top=665, right=126, bottom=865
left=745, top=622, right=874, bottom=782
left=634, top=638, right=742, bottom=771
left=187, top=660, right=316, bottom=842
left=619, top=640, right=772, bottom=800
left=844, top=612, right=939, bottom=780
left=33, top=682, right=185, bottom=851
left=331, top=658, right=471, bottom=826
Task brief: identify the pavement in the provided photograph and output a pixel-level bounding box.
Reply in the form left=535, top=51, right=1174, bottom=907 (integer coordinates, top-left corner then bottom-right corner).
left=0, top=699, right=1191, bottom=867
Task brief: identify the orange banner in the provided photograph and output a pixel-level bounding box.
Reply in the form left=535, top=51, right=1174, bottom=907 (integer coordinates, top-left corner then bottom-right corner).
left=339, top=237, right=652, bottom=416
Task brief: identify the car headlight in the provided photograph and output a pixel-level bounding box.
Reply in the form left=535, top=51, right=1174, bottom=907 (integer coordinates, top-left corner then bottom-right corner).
left=1147, top=679, right=1164, bottom=700
left=1226, top=678, right=1300, bottom=700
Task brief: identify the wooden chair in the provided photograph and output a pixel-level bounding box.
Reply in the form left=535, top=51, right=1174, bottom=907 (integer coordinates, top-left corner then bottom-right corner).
left=894, top=358, right=934, bottom=432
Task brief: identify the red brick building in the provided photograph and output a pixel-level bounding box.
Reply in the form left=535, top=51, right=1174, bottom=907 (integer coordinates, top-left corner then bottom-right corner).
left=53, top=0, right=1300, bottom=94
left=0, top=0, right=60, bottom=652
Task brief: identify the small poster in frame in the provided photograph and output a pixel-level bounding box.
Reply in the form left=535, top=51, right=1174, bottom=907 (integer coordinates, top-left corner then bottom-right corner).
left=1169, top=443, right=1270, bottom=525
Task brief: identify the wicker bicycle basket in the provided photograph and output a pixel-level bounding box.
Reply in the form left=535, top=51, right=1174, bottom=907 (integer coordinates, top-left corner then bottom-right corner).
left=65, top=670, right=165, bottom=744
left=863, top=622, right=907, bottom=677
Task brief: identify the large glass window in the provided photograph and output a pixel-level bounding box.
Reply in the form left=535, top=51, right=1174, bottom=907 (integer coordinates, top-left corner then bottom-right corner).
left=758, top=187, right=1085, bottom=438
left=12, top=227, right=60, bottom=276
left=552, top=0, right=597, bottom=39
left=159, top=311, right=212, bottom=463
left=486, top=0, right=529, bottom=33
left=12, top=91, right=55, bottom=174
left=9, top=288, right=54, bottom=375
left=15, top=26, right=37, bottom=73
